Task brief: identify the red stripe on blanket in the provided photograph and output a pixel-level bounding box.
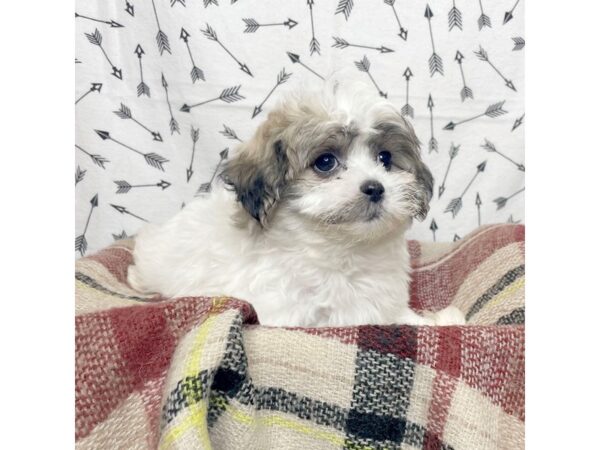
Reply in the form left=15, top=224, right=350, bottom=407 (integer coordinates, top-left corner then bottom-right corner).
left=424, top=372, right=457, bottom=450
left=86, top=247, right=134, bottom=284
left=356, top=325, right=417, bottom=360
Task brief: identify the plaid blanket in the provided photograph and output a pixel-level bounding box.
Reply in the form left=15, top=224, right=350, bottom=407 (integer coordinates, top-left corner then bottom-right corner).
left=75, top=224, right=524, bottom=450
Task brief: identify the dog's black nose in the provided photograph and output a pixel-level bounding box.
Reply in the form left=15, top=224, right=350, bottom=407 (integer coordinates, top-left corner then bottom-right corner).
left=360, top=180, right=385, bottom=202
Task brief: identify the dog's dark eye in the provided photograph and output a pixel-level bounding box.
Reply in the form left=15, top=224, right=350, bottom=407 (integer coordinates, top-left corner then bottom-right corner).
left=378, top=150, right=392, bottom=170
left=313, top=153, right=339, bottom=173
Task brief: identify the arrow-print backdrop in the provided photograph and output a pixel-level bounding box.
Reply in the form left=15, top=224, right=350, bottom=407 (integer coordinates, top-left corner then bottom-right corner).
left=75, top=0, right=524, bottom=258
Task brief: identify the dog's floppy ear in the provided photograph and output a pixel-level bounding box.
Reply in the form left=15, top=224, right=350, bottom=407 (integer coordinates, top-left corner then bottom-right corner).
left=413, top=162, right=433, bottom=221
left=220, top=130, right=291, bottom=226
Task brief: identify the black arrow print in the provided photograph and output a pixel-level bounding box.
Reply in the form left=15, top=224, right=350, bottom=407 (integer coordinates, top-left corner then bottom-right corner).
left=507, top=215, right=521, bottom=224
left=455, top=51, right=473, bottom=101
left=75, top=12, right=123, bottom=28
left=335, top=0, right=354, bottom=20
left=114, top=103, right=163, bottom=142
left=475, top=46, right=516, bottom=91
left=425, top=5, right=443, bottom=77
left=445, top=161, right=486, bottom=218
left=430, top=218, right=438, bottom=242
left=453, top=234, right=461, bottom=242
left=332, top=37, right=394, bottom=54
left=95, top=130, right=169, bottom=171
left=110, top=203, right=149, bottom=222
left=170, top=0, right=185, bottom=6
left=481, top=139, right=525, bottom=171
left=112, top=230, right=129, bottom=241
left=444, top=101, right=507, bottom=130
left=187, top=127, right=200, bottom=182
left=114, top=179, right=171, bottom=194
left=180, top=28, right=205, bottom=83
left=503, top=0, right=521, bottom=25
left=197, top=149, right=229, bottom=194
left=75, top=82, right=102, bottom=105
left=253, top=69, right=292, bottom=119
left=448, top=0, right=462, bottom=31
left=401, top=67, right=413, bottom=118
left=427, top=94, right=437, bottom=153
left=75, top=58, right=82, bottom=64
left=355, top=56, right=387, bottom=98
left=477, top=0, right=491, bottom=30
left=181, top=85, right=245, bottom=113
left=306, top=0, right=320, bottom=55
left=125, top=1, right=134, bottom=16
left=512, top=114, right=524, bottom=131
left=475, top=193, right=482, bottom=227
left=384, top=0, right=408, bottom=40
left=202, top=24, right=253, bottom=76
left=220, top=124, right=243, bottom=142
left=134, top=44, right=150, bottom=97
left=161, top=74, right=180, bottom=134
left=438, top=143, right=460, bottom=198
left=75, top=166, right=86, bottom=185
left=243, top=18, right=298, bottom=33
left=151, top=0, right=171, bottom=55
left=493, top=187, right=524, bottom=210
left=286, top=52, right=324, bottom=80
left=76, top=194, right=98, bottom=256
left=203, top=0, right=218, bottom=6
left=76, top=144, right=110, bottom=169
left=85, top=29, right=123, bottom=79
left=512, top=37, right=525, bottom=51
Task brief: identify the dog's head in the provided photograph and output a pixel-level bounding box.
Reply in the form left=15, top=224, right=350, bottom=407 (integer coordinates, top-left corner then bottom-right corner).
left=220, top=80, right=433, bottom=239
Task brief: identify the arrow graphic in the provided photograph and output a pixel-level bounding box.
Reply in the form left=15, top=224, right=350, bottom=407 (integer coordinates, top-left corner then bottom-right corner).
left=355, top=55, right=387, bottom=98
left=307, top=0, right=320, bottom=55
left=112, top=230, right=129, bottom=241
left=429, top=219, right=438, bottom=242
left=75, top=12, right=123, bottom=28
left=197, top=149, right=229, bottom=194
left=335, top=0, right=354, bottom=20
left=125, top=2, right=135, bottom=16
left=85, top=29, right=123, bottom=79
left=75, top=166, right=86, bottom=185
left=113, top=103, right=163, bottom=142
left=202, top=24, right=253, bottom=76
left=202, top=0, right=218, bottom=6
left=507, top=215, right=521, bottom=224
left=95, top=130, right=169, bottom=171
left=170, top=0, right=185, bottom=6
left=512, top=113, right=524, bottom=131
left=76, top=144, right=110, bottom=169
left=481, top=139, right=525, bottom=171
left=286, top=51, right=324, bottom=80
left=243, top=18, right=298, bottom=32
left=448, top=0, right=462, bottom=31
left=444, top=101, right=507, bottom=130
left=181, top=85, right=245, bottom=113
left=476, top=192, right=482, bottom=227
left=427, top=94, right=437, bottom=153
left=475, top=46, right=516, bottom=91
left=455, top=50, right=473, bottom=101
left=438, top=143, right=460, bottom=198
left=477, top=0, right=491, bottom=29
left=110, top=204, right=149, bottom=222
left=512, top=37, right=525, bottom=51
left=161, top=73, right=180, bottom=134
left=75, top=82, right=102, bottom=105
left=445, top=161, right=486, bottom=218
left=133, top=45, right=150, bottom=97
left=151, top=0, right=171, bottom=55
left=220, top=124, right=243, bottom=142
left=75, top=194, right=98, bottom=256
left=187, top=126, right=200, bottom=182
left=332, top=37, right=393, bottom=54
left=114, top=179, right=171, bottom=194
left=493, top=187, right=524, bottom=210
left=252, top=68, right=292, bottom=119
left=425, top=5, right=443, bottom=76
left=401, top=67, right=413, bottom=118
left=384, top=0, right=408, bottom=40
left=180, top=28, right=205, bottom=83
left=503, top=0, right=521, bottom=25
left=453, top=234, right=461, bottom=242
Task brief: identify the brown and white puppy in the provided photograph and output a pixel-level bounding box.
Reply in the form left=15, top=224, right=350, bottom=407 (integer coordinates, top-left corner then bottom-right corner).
left=128, top=79, right=465, bottom=327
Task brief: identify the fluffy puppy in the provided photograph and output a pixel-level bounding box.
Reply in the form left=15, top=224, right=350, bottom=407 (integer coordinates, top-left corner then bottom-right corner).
left=128, top=80, right=465, bottom=327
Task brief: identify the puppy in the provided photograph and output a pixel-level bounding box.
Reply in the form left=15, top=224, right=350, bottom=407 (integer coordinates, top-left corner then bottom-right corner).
left=128, top=80, right=465, bottom=327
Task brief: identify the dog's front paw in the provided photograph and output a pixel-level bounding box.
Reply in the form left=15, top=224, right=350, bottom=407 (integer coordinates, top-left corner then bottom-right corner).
left=432, top=306, right=466, bottom=326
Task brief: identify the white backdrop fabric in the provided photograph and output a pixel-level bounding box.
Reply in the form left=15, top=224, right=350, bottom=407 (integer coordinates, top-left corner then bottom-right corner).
left=75, top=0, right=524, bottom=257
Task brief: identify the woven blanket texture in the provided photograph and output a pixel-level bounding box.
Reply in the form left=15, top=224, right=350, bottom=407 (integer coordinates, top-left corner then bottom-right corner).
left=75, top=223, right=524, bottom=450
